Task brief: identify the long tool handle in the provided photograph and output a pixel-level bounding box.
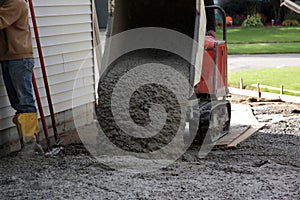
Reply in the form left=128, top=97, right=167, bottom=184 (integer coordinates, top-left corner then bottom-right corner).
left=32, top=71, right=51, bottom=149
left=28, top=0, right=59, bottom=143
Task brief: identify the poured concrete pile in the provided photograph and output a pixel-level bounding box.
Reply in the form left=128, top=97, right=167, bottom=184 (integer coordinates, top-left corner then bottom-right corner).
left=97, top=49, right=191, bottom=156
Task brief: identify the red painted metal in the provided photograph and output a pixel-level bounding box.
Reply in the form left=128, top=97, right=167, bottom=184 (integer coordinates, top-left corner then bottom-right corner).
left=28, top=0, right=59, bottom=143
left=195, top=36, right=228, bottom=95
left=32, top=71, right=51, bottom=149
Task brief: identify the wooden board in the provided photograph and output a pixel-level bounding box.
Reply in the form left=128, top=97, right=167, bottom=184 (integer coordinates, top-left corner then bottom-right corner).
left=217, top=125, right=250, bottom=146
left=216, top=123, right=265, bottom=148
left=226, top=123, right=265, bottom=148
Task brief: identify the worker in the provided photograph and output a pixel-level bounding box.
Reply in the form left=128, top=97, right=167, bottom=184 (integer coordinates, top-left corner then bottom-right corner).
left=204, top=0, right=216, bottom=38
left=0, top=0, right=41, bottom=154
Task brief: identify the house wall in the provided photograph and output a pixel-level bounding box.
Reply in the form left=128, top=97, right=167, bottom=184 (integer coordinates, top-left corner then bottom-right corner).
left=0, top=0, right=96, bottom=156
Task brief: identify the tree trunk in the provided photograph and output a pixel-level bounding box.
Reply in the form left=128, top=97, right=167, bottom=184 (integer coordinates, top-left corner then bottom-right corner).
left=270, top=0, right=281, bottom=23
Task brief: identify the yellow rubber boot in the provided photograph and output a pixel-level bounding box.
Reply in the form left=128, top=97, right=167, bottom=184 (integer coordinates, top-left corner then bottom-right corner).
left=16, top=113, right=40, bottom=143
left=14, top=113, right=44, bottom=156
left=12, top=115, right=24, bottom=148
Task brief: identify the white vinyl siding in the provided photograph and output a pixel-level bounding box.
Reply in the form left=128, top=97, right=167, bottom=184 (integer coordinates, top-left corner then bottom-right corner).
left=0, top=0, right=95, bottom=131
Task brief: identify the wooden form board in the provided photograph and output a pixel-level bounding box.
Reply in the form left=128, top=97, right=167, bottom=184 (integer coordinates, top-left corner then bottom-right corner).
left=216, top=123, right=265, bottom=148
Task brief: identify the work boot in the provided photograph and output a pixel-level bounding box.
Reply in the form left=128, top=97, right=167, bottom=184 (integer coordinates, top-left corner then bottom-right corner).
left=14, top=113, right=44, bottom=156
left=12, top=115, right=24, bottom=149
left=16, top=113, right=40, bottom=143
left=18, top=140, right=44, bottom=156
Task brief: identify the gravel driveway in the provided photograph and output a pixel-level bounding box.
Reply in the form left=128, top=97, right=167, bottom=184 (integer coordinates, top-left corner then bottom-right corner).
left=0, top=99, right=299, bottom=200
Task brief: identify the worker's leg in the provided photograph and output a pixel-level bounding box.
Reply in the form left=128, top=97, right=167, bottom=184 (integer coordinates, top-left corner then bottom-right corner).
left=6, top=58, right=37, bottom=113
left=1, top=61, right=20, bottom=111
left=2, top=59, right=40, bottom=148
left=2, top=61, right=24, bottom=147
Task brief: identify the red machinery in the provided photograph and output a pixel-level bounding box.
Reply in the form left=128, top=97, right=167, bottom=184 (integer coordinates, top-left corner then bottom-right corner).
left=190, top=5, right=230, bottom=144
left=98, top=1, right=231, bottom=146
left=196, top=36, right=228, bottom=96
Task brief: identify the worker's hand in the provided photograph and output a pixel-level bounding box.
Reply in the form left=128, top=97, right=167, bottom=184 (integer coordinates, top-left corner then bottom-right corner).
left=207, top=30, right=216, bottom=38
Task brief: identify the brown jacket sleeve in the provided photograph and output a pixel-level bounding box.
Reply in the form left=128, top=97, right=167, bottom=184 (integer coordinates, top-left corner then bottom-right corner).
left=204, top=0, right=216, bottom=32
left=0, top=0, right=33, bottom=60
left=0, top=0, right=25, bottom=29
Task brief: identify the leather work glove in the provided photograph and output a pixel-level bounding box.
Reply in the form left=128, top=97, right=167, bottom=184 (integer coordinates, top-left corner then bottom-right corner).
left=207, top=30, right=216, bottom=38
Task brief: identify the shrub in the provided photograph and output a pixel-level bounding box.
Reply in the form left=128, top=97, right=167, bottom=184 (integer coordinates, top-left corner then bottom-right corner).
left=242, top=14, right=264, bottom=28
left=282, top=20, right=300, bottom=26
left=284, top=12, right=300, bottom=22
left=260, top=13, right=267, bottom=24
left=233, top=14, right=246, bottom=26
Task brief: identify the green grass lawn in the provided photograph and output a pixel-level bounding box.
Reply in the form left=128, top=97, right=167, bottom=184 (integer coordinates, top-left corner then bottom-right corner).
left=228, top=43, right=300, bottom=54
left=228, top=66, right=300, bottom=96
left=216, top=27, right=300, bottom=54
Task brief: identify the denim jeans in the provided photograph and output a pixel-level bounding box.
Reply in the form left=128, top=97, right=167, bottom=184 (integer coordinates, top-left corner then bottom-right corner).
left=1, top=58, right=37, bottom=113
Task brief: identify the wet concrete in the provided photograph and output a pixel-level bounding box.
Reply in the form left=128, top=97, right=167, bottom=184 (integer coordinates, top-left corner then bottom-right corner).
left=0, top=99, right=299, bottom=199
left=97, top=49, right=190, bottom=156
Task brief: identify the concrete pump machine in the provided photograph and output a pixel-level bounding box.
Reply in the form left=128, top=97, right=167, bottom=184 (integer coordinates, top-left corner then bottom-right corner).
left=97, top=0, right=231, bottom=153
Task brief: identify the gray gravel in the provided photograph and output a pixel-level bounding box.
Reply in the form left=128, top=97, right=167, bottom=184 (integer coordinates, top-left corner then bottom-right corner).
left=0, top=101, right=299, bottom=199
